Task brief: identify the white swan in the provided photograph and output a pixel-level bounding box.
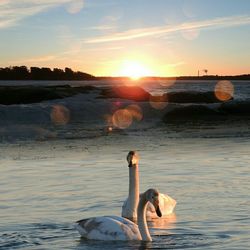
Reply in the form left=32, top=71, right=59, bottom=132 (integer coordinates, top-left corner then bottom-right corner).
left=75, top=188, right=162, bottom=241
left=122, top=151, right=176, bottom=221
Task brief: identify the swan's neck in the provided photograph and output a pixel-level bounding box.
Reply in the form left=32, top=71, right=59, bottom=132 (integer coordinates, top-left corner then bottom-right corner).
left=137, top=192, right=152, bottom=241
left=128, top=164, right=139, bottom=219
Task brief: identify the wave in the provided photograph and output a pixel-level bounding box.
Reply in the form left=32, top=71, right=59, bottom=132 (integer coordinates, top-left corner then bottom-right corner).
left=0, top=85, right=98, bottom=105
left=163, top=105, right=224, bottom=122
left=162, top=91, right=229, bottom=103
left=0, top=85, right=249, bottom=141
left=219, top=100, right=250, bottom=115
left=163, top=100, right=250, bottom=123
left=0, top=85, right=233, bottom=105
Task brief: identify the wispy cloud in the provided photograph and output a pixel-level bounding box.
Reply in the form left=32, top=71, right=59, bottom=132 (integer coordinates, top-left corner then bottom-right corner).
left=8, top=45, right=123, bottom=65
left=165, top=61, right=186, bottom=68
left=84, top=14, right=120, bottom=33
left=0, top=0, right=84, bottom=29
left=84, top=24, right=116, bottom=31
left=10, top=55, right=56, bottom=65
left=85, top=15, right=250, bottom=43
left=82, top=46, right=124, bottom=52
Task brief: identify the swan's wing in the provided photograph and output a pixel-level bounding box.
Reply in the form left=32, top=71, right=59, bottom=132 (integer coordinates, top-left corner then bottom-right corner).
left=106, top=215, right=135, bottom=226
left=106, top=216, right=141, bottom=240
left=159, top=193, right=177, bottom=215
left=75, top=216, right=141, bottom=241
left=146, top=193, right=176, bottom=219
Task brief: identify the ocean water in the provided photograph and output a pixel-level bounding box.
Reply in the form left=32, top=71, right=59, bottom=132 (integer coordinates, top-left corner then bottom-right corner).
left=0, top=80, right=249, bottom=249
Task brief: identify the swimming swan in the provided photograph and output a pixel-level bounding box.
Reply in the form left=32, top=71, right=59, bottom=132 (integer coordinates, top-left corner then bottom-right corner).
left=122, top=151, right=176, bottom=221
left=75, top=188, right=162, bottom=241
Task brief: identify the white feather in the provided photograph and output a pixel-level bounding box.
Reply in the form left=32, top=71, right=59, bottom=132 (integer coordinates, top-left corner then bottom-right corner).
left=122, top=151, right=176, bottom=220
left=75, top=216, right=141, bottom=241
left=76, top=189, right=161, bottom=241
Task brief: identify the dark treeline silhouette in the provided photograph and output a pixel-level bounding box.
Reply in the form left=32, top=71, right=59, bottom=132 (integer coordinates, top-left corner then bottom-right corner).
left=1, top=66, right=250, bottom=81
left=0, top=66, right=95, bottom=80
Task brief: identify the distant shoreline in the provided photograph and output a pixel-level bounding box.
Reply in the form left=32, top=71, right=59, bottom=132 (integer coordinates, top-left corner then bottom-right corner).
left=0, top=66, right=250, bottom=80
left=96, top=75, right=250, bottom=81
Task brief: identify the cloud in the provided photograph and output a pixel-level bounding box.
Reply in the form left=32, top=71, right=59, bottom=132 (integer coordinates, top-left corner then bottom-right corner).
left=8, top=44, right=123, bottom=66
left=166, top=61, right=186, bottom=68
left=82, top=46, right=124, bottom=52
left=66, top=0, right=84, bottom=14
left=10, top=55, right=56, bottom=65
left=85, top=15, right=250, bottom=43
left=84, top=15, right=120, bottom=33
left=85, top=24, right=116, bottom=31
left=0, top=0, right=84, bottom=29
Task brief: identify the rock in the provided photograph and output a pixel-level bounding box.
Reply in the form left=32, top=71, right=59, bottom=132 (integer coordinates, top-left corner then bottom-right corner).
left=98, top=86, right=150, bottom=101
left=163, top=91, right=232, bottom=103
left=0, top=85, right=98, bottom=105
left=163, top=105, right=226, bottom=123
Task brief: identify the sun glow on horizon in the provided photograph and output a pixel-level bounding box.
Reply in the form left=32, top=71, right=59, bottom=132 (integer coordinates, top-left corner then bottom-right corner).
left=117, top=60, right=154, bottom=80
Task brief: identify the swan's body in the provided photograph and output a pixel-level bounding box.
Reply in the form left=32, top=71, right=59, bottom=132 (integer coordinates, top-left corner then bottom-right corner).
left=122, top=193, right=176, bottom=219
left=145, top=193, right=176, bottom=218
left=75, top=189, right=162, bottom=241
left=76, top=216, right=141, bottom=241
left=122, top=151, right=176, bottom=221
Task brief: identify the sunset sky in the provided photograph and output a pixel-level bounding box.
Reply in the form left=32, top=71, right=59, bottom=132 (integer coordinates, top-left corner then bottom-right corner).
left=0, top=0, right=250, bottom=77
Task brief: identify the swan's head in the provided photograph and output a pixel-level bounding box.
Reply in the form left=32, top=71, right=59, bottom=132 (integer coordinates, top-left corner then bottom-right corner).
left=146, top=189, right=162, bottom=217
left=127, top=151, right=139, bottom=168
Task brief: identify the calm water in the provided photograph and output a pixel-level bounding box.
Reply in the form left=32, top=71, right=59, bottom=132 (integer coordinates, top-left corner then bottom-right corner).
left=0, top=80, right=249, bottom=249
left=0, top=133, right=249, bottom=249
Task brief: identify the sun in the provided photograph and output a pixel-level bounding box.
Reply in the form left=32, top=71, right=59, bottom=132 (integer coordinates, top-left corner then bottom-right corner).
left=118, top=60, right=153, bottom=80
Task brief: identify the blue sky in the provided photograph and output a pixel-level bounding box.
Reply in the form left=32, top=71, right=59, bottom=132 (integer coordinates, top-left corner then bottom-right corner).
left=0, top=0, right=250, bottom=76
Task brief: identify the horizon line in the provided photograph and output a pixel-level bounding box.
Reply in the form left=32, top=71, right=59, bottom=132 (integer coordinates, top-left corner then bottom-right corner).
left=0, top=65, right=250, bottom=79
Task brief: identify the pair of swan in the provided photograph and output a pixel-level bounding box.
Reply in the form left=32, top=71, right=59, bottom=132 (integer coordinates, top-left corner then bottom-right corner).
left=76, top=189, right=161, bottom=241
left=122, top=151, right=176, bottom=221
left=75, top=151, right=176, bottom=241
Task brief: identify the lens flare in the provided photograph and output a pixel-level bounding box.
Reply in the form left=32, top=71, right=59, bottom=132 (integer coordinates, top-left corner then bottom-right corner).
left=215, top=80, right=234, bottom=101
left=126, top=104, right=143, bottom=121
left=50, top=105, right=70, bottom=125
left=103, top=114, right=114, bottom=133
left=112, top=109, right=133, bottom=129
left=107, top=126, right=113, bottom=132
left=149, top=95, right=168, bottom=110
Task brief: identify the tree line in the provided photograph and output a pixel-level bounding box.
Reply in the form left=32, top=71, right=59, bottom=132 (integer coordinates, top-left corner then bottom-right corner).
left=0, top=66, right=95, bottom=80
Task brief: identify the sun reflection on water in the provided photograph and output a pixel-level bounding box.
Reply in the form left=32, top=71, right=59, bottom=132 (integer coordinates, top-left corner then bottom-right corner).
left=149, top=213, right=177, bottom=230
left=159, top=78, right=176, bottom=87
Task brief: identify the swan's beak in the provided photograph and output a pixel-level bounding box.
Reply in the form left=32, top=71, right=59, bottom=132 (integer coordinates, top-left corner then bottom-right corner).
left=155, top=205, right=162, bottom=217
left=153, top=198, right=162, bottom=217
left=128, top=161, right=133, bottom=168
left=128, top=160, right=138, bottom=168
left=127, top=151, right=139, bottom=167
